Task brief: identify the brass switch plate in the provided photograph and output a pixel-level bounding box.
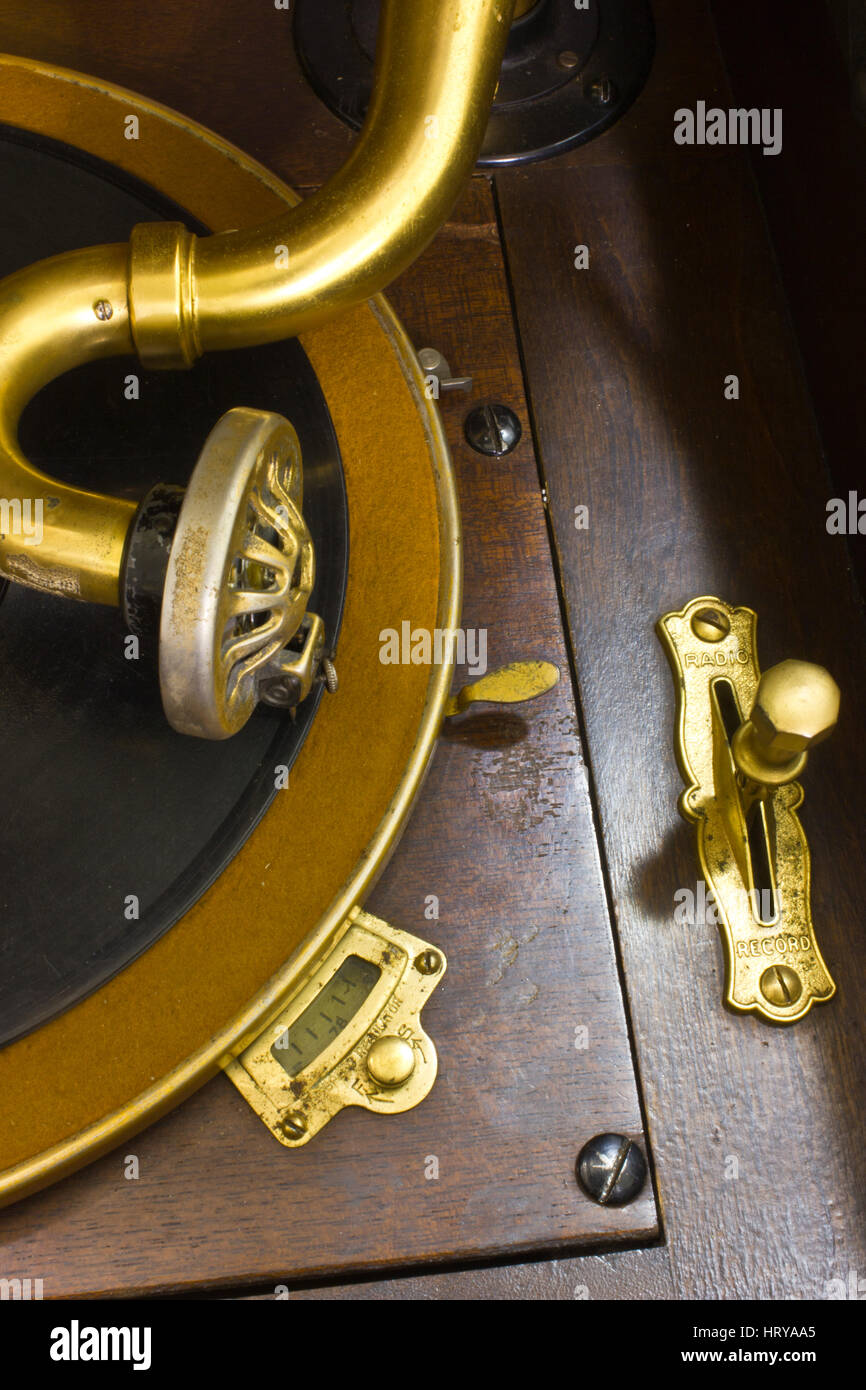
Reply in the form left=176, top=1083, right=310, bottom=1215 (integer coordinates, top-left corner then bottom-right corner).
left=657, top=596, right=835, bottom=1024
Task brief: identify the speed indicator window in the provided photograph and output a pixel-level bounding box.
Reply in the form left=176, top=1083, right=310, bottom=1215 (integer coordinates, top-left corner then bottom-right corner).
left=271, top=954, right=381, bottom=1077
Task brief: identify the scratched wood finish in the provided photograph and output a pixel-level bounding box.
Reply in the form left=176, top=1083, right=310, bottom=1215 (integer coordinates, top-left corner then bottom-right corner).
left=243, top=1245, right=677, bottom=1300
left=490, top=0, right=866, bottom=1302
left=0, top=145, right=654, bottom=1292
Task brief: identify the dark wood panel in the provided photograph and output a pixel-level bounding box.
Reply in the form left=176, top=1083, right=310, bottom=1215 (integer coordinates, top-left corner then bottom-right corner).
left=0, top=174, right=654, bottom=1295
left=710, top=0, right=866, bottom=594
left=496, top=0, right=866, bottom=1300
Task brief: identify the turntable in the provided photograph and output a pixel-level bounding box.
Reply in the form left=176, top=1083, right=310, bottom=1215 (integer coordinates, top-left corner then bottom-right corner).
left=0, top=0, right=864, bottom=1303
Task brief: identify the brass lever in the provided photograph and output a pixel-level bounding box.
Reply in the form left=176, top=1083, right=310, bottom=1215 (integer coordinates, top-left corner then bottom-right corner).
left=444, top=661, right=560, bottom=717
left=657, top=597, right=838, bottom=1024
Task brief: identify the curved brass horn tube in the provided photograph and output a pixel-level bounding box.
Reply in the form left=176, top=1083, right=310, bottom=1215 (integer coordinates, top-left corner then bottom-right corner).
left=130, top=0, right=512, bottom=359
left=0, top=246, right=137, bottom=605
left=0, top=0, right=514, bottom=604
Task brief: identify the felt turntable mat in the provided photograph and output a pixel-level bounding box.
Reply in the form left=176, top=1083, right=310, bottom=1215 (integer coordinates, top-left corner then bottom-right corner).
left=0, top=57, right=445, bottom=1189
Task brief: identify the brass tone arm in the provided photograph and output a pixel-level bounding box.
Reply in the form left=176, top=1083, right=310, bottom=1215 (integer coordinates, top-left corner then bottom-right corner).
left=0, top=245, right=136, bottom=605
left=132, top=0, right=514, bottom=362
left=0, top=0, right=515, bottom=603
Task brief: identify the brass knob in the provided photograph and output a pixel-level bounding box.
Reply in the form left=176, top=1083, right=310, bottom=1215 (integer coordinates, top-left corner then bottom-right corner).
left=732, top=659, right=840, bottom=787
left=366, top=1035, right=416, bottom=1088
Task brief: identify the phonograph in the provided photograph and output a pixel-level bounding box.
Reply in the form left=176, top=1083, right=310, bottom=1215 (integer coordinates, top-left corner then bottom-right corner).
left=0, top=0, right=859, bottom=1303
left=0, top=0, right=654, bottom=1212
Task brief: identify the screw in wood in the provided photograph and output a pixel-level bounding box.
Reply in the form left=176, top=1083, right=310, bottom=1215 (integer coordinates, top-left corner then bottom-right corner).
left=576, top=1133, right=648, bottom=1205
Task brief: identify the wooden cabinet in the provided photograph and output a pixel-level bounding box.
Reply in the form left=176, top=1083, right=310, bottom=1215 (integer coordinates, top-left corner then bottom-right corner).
left=0, top=0, right=862, bottom=1300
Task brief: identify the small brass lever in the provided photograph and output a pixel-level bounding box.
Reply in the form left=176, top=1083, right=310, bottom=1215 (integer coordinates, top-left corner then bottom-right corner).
left=444, top=661, right=560, bottom=717
left=657, top=598, right=838, bottom=1024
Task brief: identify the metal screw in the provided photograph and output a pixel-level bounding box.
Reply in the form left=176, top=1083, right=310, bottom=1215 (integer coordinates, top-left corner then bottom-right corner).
left=691, top=606, right=731, bottom=643
left=590, top=77, right=616, bottom=106
left=576, top=1133, right=648, bottom=1206
left=760, top=964, right=802, bottom=1007
left=260, top=675, right=301, bottom=708
left=93, top=299, right=114, bottom=321
left=414, top=949, right=443, bottom=975
left=321, top=657, right=339, bottom=693
left=280, top=1113, right=308, bottom=1140
left=464, top=403, right=522, bottom=457
left=418, top=347, right=445, bottom=374
left=558, top=50, right=580, bottom=70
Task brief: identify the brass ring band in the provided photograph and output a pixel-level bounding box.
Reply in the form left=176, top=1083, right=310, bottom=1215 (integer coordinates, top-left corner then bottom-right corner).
left=128, top=221, right=199, bottom=369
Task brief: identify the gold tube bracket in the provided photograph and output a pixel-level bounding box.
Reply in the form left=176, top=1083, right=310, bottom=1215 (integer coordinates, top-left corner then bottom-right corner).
left=224, top=910, right=446, bottom=1146
left=128, top=222, right=199, bottom=369
left=656, top=596, right=837, bottom=1024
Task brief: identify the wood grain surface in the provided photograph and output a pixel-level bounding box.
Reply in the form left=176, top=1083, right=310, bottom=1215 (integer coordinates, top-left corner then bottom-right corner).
left=249, top=0, right=866, bottom=1302
left=0, top=154, right=654, bottom=1290
left=0, top=0, right=862, bottom=1300
left=711, top=0, right=866, bottom=595
left=494, top=0, right=866, bottom=1300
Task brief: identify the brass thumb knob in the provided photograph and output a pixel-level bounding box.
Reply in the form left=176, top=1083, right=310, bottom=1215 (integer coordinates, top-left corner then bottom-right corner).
left=732, top=659, right=840, bottom=787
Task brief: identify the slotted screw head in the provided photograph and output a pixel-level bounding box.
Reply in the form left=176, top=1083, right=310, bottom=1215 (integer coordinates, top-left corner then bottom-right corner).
left=414, top=949, right=442, bottom=975
left=760, top=964, right=803, bottom=1007
left=691, top=606, right=731, bottom=642
left=280, top=1113, right=307, bottom=1140
left=464, top=404, right=522, bottom=457
left=576, top=1133, right=647, bottom=1206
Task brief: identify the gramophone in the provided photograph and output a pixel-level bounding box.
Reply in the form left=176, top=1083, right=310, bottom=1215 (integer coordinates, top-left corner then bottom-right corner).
left=0, top=0, right=861, bottom=1302
left=0, top=0, right=656, bottom=1240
